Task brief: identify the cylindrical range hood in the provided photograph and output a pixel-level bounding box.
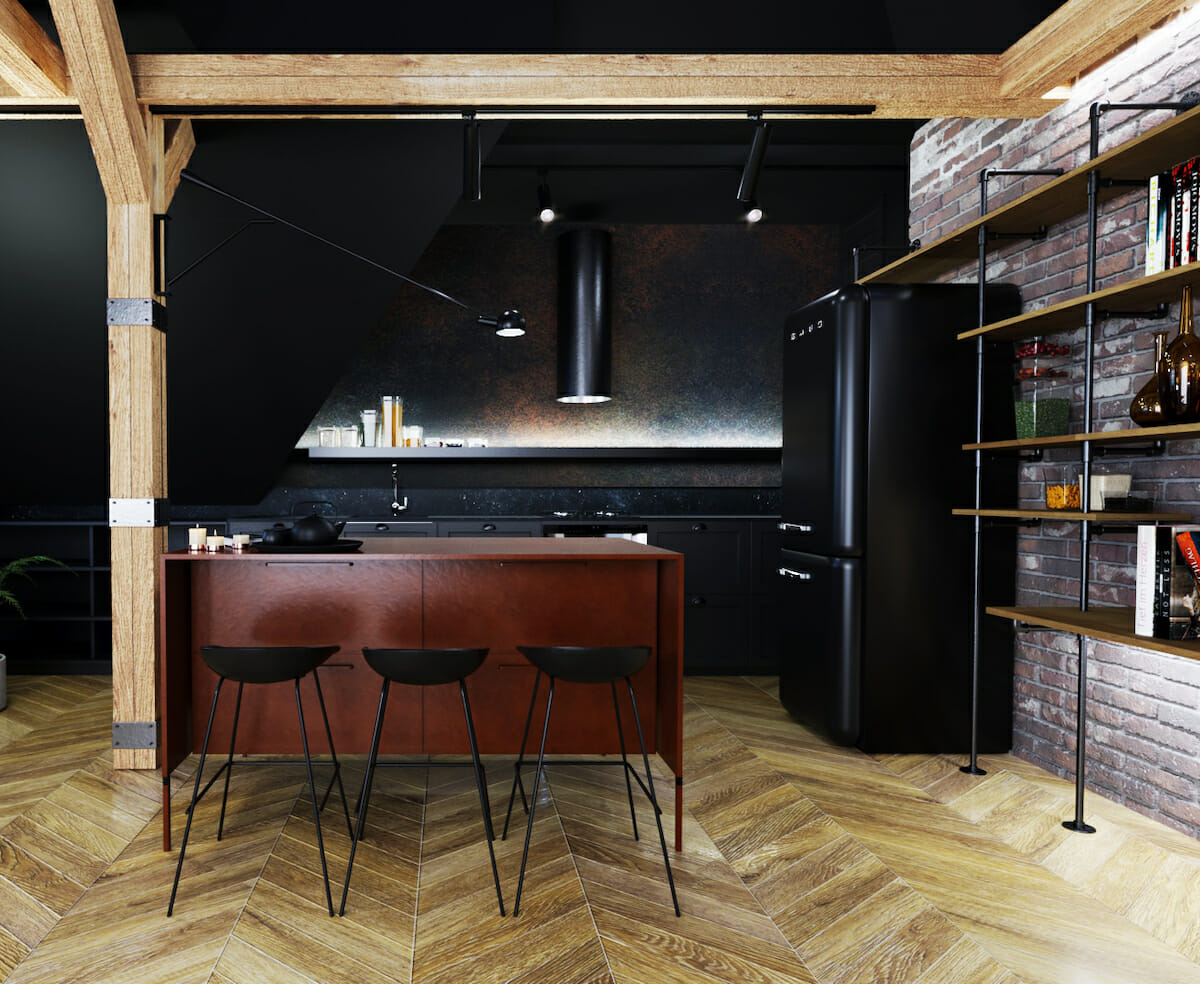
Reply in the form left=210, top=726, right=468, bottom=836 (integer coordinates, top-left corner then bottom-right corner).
left=557, top=228, right=612, bottom=403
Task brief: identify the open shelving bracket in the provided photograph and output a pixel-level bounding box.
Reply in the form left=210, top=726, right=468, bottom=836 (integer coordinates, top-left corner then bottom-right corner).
left=1092, top=439, right=1166, bottom=458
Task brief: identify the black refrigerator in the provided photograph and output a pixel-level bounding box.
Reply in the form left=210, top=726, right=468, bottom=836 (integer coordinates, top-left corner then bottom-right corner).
left=778, top=283, right=1019, bottom=752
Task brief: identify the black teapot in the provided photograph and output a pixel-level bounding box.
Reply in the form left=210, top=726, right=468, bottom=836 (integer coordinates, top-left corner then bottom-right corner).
left=289, top=514, right=346, bottom=545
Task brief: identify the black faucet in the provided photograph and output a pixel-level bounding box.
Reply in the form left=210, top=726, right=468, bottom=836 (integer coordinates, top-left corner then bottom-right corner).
left=391, top=463, right=409, bottom=516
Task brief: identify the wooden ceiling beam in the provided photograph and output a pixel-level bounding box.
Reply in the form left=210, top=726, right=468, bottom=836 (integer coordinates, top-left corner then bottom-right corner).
left=48, top=0, right=150, bottom=203
left=0, top=0, right=68, bottom=97
left=1000, top=0, right=1193, bottom=96
left=123, top=52, right=1059, bottom=119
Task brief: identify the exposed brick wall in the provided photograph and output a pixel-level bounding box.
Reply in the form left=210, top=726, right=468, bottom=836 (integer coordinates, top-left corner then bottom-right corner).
left=909, top=6, right=1200, bottom=839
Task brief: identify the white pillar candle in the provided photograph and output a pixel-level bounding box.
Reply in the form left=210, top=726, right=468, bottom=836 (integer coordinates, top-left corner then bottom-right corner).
left=188, top=527, right=206, bottom=551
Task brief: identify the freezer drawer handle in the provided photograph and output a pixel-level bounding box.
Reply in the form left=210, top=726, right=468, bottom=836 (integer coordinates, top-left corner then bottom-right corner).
left=777, top=567, right=812, bottom=580
left=777, top=522, right=813, bottom=533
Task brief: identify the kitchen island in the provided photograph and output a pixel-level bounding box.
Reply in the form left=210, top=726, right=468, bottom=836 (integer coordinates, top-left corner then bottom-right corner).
left=158, top=537, right=684, bottom=849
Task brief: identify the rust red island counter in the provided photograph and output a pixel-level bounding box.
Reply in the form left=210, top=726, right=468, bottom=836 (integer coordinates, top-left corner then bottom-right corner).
left=158, top=537, right=685, bottom=850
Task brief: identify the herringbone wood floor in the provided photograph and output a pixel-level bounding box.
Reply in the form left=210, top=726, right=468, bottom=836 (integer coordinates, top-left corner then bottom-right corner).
left=1, top=673, right=1199, bottom=983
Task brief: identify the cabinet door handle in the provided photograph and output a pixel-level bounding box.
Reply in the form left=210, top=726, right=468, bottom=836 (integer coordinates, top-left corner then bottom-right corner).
left=777, top=522, right=813, bottom=533
left=482, top=523, right=497, bottom=532
left=374, top=523, right=390, bottom=531
left=777, top=567, right=812, bottom=580
left=689, top=595, right=706, bottom=606
left=691, top=522, right=707, bottom=532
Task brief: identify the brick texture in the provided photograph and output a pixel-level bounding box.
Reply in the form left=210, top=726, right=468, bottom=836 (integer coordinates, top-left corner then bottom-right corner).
left=909, top=7, right=1200, bottom=840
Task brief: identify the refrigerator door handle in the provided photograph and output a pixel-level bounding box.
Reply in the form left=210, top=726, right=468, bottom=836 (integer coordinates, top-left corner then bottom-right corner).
left=777, top=522, right=813, bottom=533
left=777, top=567, right=813, bottom=580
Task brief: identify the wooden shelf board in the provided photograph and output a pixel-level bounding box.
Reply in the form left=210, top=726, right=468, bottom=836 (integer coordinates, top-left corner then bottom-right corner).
left=860, top=101, right=1200, bottom=287
left=952, top=508, right=1191, bottom=522
left=307, top=446, right=780, bottom=461
left=958, top=263, right=1200, bottom=343
left=964, top=422, right=1200, bottom=451
left=986, top=604, right=1200, bottom=663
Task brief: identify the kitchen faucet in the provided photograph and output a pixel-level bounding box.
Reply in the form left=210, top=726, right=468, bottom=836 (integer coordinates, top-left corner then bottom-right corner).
left=391, top=463, right=409, bottom=516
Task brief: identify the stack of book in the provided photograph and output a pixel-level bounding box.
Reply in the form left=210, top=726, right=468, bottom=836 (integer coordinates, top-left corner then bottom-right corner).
left=1146, top=157, right=1199, bottom=276
left=1135, top=523, right=1200, bottom=639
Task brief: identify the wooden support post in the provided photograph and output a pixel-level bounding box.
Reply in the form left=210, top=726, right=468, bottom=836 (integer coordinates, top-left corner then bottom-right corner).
left=108, top=195, right=164, bottom=771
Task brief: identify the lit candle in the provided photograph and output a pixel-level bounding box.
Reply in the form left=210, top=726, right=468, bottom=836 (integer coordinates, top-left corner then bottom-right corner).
left=205, top=532, right=223, bottom=552
left=231, top=533, right=251, bottom=551
left=188, top=527, right=206, bottom=551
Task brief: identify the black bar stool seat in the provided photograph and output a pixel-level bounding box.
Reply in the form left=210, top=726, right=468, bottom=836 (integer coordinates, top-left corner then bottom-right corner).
left=339, top=647, right=505, bottom=917
left=503, top=644, right=680, bottom=917
left=167, top=644, right=352, bottom=917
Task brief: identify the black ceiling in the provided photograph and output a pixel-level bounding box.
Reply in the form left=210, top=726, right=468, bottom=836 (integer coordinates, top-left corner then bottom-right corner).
left=23, top=1, right=1071, bottom=225
left=94, top=1, right=1067, bottom=55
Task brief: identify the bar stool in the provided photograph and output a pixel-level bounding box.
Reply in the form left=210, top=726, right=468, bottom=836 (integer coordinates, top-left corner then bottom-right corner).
left=502, top=645, right=680, bottom=916
left=167, top=645, right=352, bottom=918
left=339, top=647, right=504, bottom=917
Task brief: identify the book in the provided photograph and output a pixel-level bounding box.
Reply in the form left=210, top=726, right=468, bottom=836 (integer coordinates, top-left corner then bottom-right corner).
left=1135, top=524, right=1157, bottom=636
left=1153, top=524, right=1200, bottom=640
left=1147, top=173, right=1165, bottom=276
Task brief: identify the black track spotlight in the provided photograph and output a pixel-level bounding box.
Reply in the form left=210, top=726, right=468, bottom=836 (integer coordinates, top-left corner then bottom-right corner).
left=736, top=115, right=771, bottom=204
left=537, top=175, right=557, bottom=224
left=463, top=112, right=482, bottom=202
left=743, top=200, right=764, bottom=224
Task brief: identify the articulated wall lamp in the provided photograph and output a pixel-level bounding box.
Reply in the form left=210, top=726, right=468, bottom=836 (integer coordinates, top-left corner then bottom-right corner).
left=736, top=114, right=771, bottom=205
left=177, top=171, right=523, bottom=337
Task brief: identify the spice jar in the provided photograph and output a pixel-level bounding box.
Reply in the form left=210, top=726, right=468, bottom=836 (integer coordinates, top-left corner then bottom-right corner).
left=1014, top=339, right=1071, bottom=438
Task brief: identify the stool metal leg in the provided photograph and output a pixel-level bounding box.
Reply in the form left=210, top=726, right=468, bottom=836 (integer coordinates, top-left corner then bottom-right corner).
left=460, top=680, right=505, bottom=916
left=310, top=667, right=353, bottom=840
left=216, top=681, right=244, bottom=841
left=610, top=680, right=639, bottom=841
left=295, top=678, right=335, bottom=917
left=502, top=669, right=541, bottom=839
left=625, top=676, right=680, bottom=916
left=339, top=678, right=390, bottom=916
left=167, top=676, right=224, bottom=916
left=513, top=676, right=555, bottom=917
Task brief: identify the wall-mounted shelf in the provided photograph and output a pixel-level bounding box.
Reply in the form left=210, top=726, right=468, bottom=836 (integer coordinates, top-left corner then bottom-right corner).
left=987, top=605, right=1200, bottom=663
left=307, top=446, right=780, bottom=461
left=958, top=263, right=1200, bottom=343
left=953, top=508, right=1191, bottom=522
left=862, top=101, right=1200, bottom=286
left=964, top=421, right=1200, bottom=452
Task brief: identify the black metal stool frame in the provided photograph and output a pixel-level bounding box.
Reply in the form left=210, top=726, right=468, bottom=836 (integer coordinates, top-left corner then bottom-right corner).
left=502, top=648, right=680, bottom=917
left=339, top=648, right=505, bottom=917
left=167, top=647, right=352, bottom=918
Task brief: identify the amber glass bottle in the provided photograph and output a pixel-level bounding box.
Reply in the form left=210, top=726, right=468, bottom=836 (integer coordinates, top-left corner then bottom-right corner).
left=1129, top=330, right=1168, bottom=426
left=1158, top=284, right=1200, bottom=422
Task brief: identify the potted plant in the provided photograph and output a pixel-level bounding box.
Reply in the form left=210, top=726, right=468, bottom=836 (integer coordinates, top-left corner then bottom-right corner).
left=0, top=555, right=66, bottom=711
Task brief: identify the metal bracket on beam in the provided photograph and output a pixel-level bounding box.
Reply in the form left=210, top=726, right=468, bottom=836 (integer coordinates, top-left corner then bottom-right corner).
left=106, top=297, right=167, bottom=331
left=109, top=498, right=169, bottom=528
left=113, top=721, right=159, bottom=750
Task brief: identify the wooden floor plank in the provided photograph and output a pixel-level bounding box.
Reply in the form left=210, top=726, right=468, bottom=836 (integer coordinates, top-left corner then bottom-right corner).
left=0, top=676, right=1197, bottom=984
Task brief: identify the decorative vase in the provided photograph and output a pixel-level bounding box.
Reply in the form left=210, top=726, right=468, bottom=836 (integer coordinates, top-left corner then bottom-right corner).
left=1129, top=330, right=1169, bottom=426
left=1158, top=284, right=1200, bottom=423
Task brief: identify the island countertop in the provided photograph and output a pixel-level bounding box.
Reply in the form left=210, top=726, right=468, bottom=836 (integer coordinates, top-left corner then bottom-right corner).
left=158, top=537, right=685, bottom=850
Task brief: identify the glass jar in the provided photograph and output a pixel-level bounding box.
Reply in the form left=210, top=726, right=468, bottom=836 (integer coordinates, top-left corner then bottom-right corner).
left=1014, top=338, right=1070, bottom=438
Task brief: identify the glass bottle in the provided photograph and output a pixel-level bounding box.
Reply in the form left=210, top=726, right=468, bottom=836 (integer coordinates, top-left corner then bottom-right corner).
left=1129, top=330, right=1168, bottom=426
left=1159, top=284, right=1200, bottom=423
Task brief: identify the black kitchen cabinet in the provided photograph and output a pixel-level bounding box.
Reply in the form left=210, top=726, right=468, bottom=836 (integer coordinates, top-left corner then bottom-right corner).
left=436, top=520, right=540, bottom=537
left=0, top=521, right=112, bottom=672
left=648, top=518, right=779, bottom=675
